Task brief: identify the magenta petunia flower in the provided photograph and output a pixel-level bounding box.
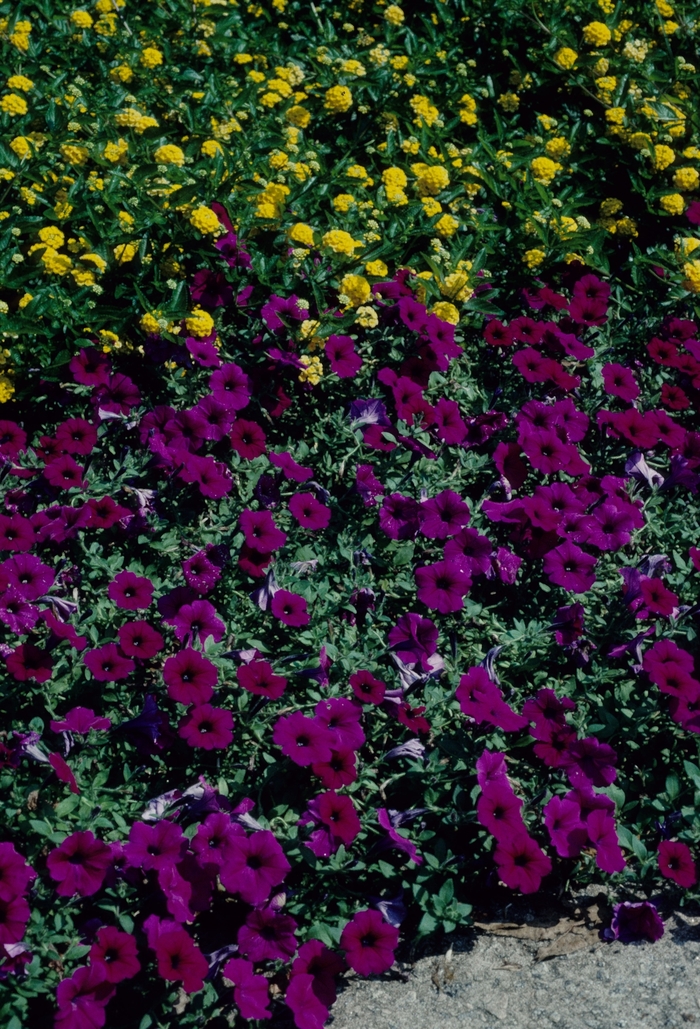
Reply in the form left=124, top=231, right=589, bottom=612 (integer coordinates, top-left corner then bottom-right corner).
left=0, top=843, right=34, bottom=902
left=349, top=669, right=386, bottom=705
left=289, top=492, right=331, bottom=530
left=124, top=821, right=187, bottom=873
left=222, top=957, right=272, bottom=1021
left=230, top=419, right=267, bottom=459
left=1, top=553, right=55, bottom=601
left=420, top=490, right=470, bottom=539
left=6, top=643, right=53, bottom=683
left=191, top=812, right=244, bottom=869
left=145, top=917, right=208, bottom=993
left=220, top=830, right=291, bottom=905
left=55, top=417, right=98, bottom=456
left=475, top=749, right=508, bottom=790
left=86, top=495, right=131, bottom=529
left=271, top=589, right=310, bottom=627
left=388, top=612, right=439, bottom=671
left=117, top=620, right=164, bottom=660
left=179, top=704, right=234, bottom=750
left=179, top=453, right=233, bottom=499
left=378, top=493, right=422, bottom=540
left=444, top=527, right=493, bottom=576
left=543, top=541, right=597, bottom=593
left=602, top=362, right=640, bottom=402
left=55, top=963, right=115, bottom=1029
left=415, top=560, right=471, bottom=614
left=49, top=754, right=80, bottom=794
left=285, top=972, right=328, bottom=1029
left=47, top=831, right=112, bottom=897
left=237, top=659, right=287, bottom=699
left=0, top=895, right=30, bottom=945
left=90, top=926, right=141, bottom=983
left=182, top=550, right=222, bottom=594
left=273, top=711, right=334, bottom=766
left=305, top=790, right=362, bottom=851
left=171, top=599, right=226, bottom=644
left=638, top=577, right=679, bottom=618
left=0, top=513, right=35, bottom=552
left=433, top=398, right=467, bottom=445
left=311, top=748, right=358, bottom=789
left=606, top=901, right=664, bottom=944
left=523, top=688, right=576, bottom=739
left=543, top=796, right=587, bottom=858
left=163, top=648, right=217, bottom=704
left=50, top=708, right=111, bottom=734
left=566, top=737, right=617, bottom=788
left=107, top=570, right=153, bottom=611
left=269, top=450, right=313, bottom=482
left=240, top=509, right=287, bottom=552
left=584, top=503, right=636, bottom=552
left=477, top=783, right=525, bottom=840
left=83, top=643, right=135, bottom=682
left=207, top=362, right=250, bottom=410
left=587, top=809, right=626, bottom=873
left=494, top=833, right=552, bottom=894
left=314, top=698, right=365, bottom=750
left=456, top=667, right=528, bottom=733
left=326, top=334, right=363, bottom=378
left=340, top=909, right=398, bottom=976
left=43, top=455, right=86, bottom=490
left=658, top=840, right=697, bottom=888
left=237, top=907, right=298, bottom=963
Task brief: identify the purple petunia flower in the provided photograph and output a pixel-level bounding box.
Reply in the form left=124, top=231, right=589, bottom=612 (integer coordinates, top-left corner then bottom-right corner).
left=55, top=964, right=115, bottom=1029
left=1, top=554, right=55, bottom=602
left=179, top=704, right=234, bottom=750
left=117, top=620, right=164, bottom=660
left=415, top=560, right=471, bottom=614
left=543, top=541, right=597, bottom=593
left=47, top=831, right=112, bottom=897
left=108, top=570, right=153, bottom=611
left=273, top=712, right=334, bottom=766
left=420, top=490, right=470, bottom=539
left=220, top=830, right=290, bottom=905
left=269, top=450, right=313, bottom=482
left=124, top=820, right=187, bottom=873
left=494, top=833, right=552, bottom=894
left=238, top=907, right=298, bottom=963
left=50, top=708, right=111, bottom=734
left=171, top=599, right=226, bottom=644
left=477, top=782, right=525, bottom=840
left=376, top=808, right=423, bottom=865
left=300, top=791, right=362, bottom=857
left=379, top=493, right=422, bottom=540
left=83, top=644, right=135, bottom=682
left=270, top=589, right=310, bottom=627
left=326, top=335, right=363, bottom=378
left=340, top=909, right=398, bottom=976
left=348, top=398, right=392, bottom=430
left=230, top=419, right=267, bottom=459
left=240, top=509, right=287, bottom=552
left=355, top=464, right=385, bottom=507
left=387, top=612, right=438, bottom=671
left=222, top=958, right=271, bottom=1022
left=605, top=901, right=664, bottom=944
left=208, top=362, right=250, bottom=411
left=289, top=492, right=331, bottom=530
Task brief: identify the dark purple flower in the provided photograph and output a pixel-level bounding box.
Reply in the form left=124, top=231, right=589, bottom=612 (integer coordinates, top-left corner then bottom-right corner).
left=289, top=492, right=331, bottom=530
left=237, top=660, right=287, bottom=699
left=47, top=831, right=112, bottom=897
left=240, top=509, right=287, bottom=552
left=145, top=916, right=208, bottom=993
left=222, top=957, right=271, bottom=1021
left=415, top=560, right=471, bottom=614
left=285, top=972, right=328, bottom=1029
left=90, top=927, right=141, bottom=984
left=50, top=708, right=111, bottom=734
left=172, top=599, right=225, bottom=644
left=387, top=612, right=438, bottom=671
left=208, top=362, right=250, bottom=411
left=271, top=589, right=310, bottom=627
left=349, top=669, right=386, bottom=705
left=566, top=737, right=617, bottom=788
left=477, top=782, right=525, bottom=840
left=419, top=490, right=470, bottom=539
left=179, top=704, right=234, bottom=750
left=376, top=808, right=423, bottom=865
left=43, top=455, right=89, bottom=489
left=269, top=450, right=313, bottom=482
left=379, top=493, right=422, bottom=540
left=107, top=571, right=153, bottom=611
left=543, top=541, right=597, bottom=593
left=163, top=649, right=217, bottom=704
left=349, top=398, right=392, bottom=429
left=658, top=840, right=697, bottom=888
left=1, top=554, right=54, bottom=602
left=326, top=335, right=363, bottom=378
left=340, top=909, right=398, bottom=976
left=55, top=964, right=115, bottom=1029
left=355, top=464, right=385, bottom=506
left=273, top=712, right=333, bottom=766
left=605, top=901, right=664, bottom=943
left=314, top=698, right=365, bottom=750
left=543, top=796, right=587, bottom=858
left=124, top=821, right=187, bottom=873
left=230, top=419, right=266, bottom=459
left=220, top=830, right=290, bottom=905
left=237, top=907, right=298, bottom=962
left=494, top=833, right=552, bottom=894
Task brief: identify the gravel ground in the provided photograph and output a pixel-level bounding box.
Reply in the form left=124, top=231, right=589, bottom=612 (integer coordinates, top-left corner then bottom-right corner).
left=329, top=901, right=700, bottom=1029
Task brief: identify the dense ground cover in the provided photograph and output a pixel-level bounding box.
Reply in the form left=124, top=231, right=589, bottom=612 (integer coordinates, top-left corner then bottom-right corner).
left=1, top=0, right=700, bottom=1026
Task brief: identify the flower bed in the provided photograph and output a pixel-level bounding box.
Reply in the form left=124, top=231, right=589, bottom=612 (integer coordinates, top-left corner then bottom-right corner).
left=1, top=1, right=700, bottom=1027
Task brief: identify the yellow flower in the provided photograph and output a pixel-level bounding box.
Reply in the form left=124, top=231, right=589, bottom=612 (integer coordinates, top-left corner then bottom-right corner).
left=154, top=144, right=185, bottom=166
left=298, top=354, right=323, bottom=384
left=70, top=10, right=93, bottom=28
left=140, top=313, right=161, bottom=334
left=324, top=85, right=353, bottom=113
left=332, top=194, right=355, bottom=213
left=9, top=136, right=32, bottom=159
left=605, top=107, right=626, bottom=126
left=382, top=167, right=408, bottom=190
left=18, top=292, right=33, bottom=309
left=0, top=375, right=15, bottom=403
left=384, top=4, right=404, bottom=24
left=654, top=145, right=676, bottom=171
left=355, top=305, right=379, bottom=328
left=530, top=156, right=562, bottom=185
left=365, top=259, right=388, bottom=277
left=289, top=223, right=315, bottom=246
left=60, top=144, right=89, bottom=165
left=116, top=109, right=159, bottom=133
left=118, top=211, right=135, bottom=228
left=189, top=206, right=221, bottom=234
left=322, top=229, right=363, bottom=255
left=435, top=214, right=459, bottom=237
left=339, top=59, right=365, bottom=76
left=497, top=92, right=520, bottom=112
left=141, top=47, right=163, bottom=68
left=523, top=248, right=546, bottom=268
left=431, top=301, right=460, bottom=324
left=7, top=75, right=33, bottom=92
left=458, top=93, right=478, bottom=126
left=41, top=248, right=73, bottom=275
left=410, top=94, right=439, bottom=127
left=38, top=226, right=65, bottom=248
left=554, top=47, right=578, bottom=69
left=415, top=165, right=450, bottom=197
left=673, top=167, right=699, bottom=191
left=110, top=64, right=133, bottom=83
left=656, top=0, right=675, bottom=15
left=1, top=94, right=28, bottom=116
left=582, top=21, right=612, bottom=46
left=616, top=217, right=638, bottom=237
left=340, top=274, right=371, bottom=307
left=114, top=241, right=138, bottom=263
left=390, top=55, right=409, bottom=70
left=80, top=253, right=107, bottom=273
left=346, top=164, right=368, bottom=180
left=660, top=194, right=685, bottom=215
left=537, top=115, right=558, bottom=131
left=201, top=139, right=223, bottom=158
left=682, top=260, right=700, bottom=293
left=545, top=136, right=571, bottom=159
left=286, top=105, right=310, bottom=128
left=185, top=307, right=215, bottom=337
left=421, top=197, right=442, bottom=217
left=661, top=20, right=679, bottom=34
left=103, top=139, right=128, bottom=163
left=234, top=53, right=254, bottom=63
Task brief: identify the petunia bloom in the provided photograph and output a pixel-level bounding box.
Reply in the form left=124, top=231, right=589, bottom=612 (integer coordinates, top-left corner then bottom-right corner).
left=89, top=926, right=141, bottom=983
left=107, top=570, right=153, bottom=611
left=179, top=704, right=234, bottom=750
left=340, top=909, right=398, bottom=976
left=46, top=831, right=112, bottom=898
left=658, top=840, right=697, bottom=888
